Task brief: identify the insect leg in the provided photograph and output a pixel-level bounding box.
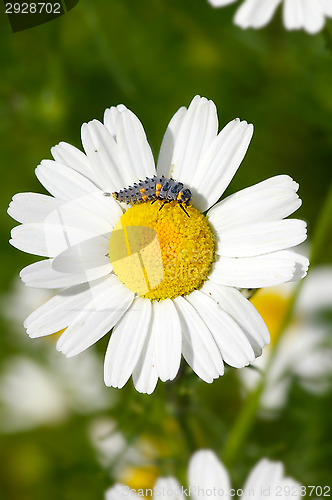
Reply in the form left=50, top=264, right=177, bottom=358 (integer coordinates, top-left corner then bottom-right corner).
left=179, top=203, right=190, bottom=218
left=158, top=200, right=168, bottom=211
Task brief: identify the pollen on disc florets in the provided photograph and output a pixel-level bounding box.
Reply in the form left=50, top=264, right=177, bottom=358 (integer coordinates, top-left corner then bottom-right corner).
left=108, top=200, right=215, bottom=300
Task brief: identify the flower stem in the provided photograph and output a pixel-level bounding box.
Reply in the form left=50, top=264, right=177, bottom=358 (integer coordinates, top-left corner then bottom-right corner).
left=222, top=184, right=332, bottom=467
left=222, top=378, right=264, bottom=468
left=308, top=183, right=332, bottom=267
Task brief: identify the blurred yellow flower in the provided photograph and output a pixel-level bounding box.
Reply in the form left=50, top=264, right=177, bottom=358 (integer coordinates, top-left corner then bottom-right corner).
left=239, top=265, right=332, bottom=414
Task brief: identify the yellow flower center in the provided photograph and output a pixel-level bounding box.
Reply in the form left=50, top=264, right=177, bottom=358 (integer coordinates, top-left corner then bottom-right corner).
left=118, top=466, right=159, bottom=494
left=109, top=200, right=215, bottom=300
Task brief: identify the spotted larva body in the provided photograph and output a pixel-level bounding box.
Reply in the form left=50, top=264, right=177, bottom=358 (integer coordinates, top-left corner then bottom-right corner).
left=106, top=175, right=192, bottom=216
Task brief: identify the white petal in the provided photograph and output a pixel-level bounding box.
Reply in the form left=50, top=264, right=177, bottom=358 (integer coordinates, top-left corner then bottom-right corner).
left=235, top=0, right=282, bottom=29
left=113, top=107, right=156, bottom=182
left=8, top=193, right=64, bottom=224
left=104, top=298, right=152, bottom=389
left=186, top=291, right=255, bottom=368
left=105, top=484, right=139, bottom=500
left=15, top=188, right=123, bottom=233
left=288, top=251, right=309, bottom=281
left=321, top=0, right=332, bottom=17
left=157, top=106, right=187, bottom=178
left=242, top=459, right=300, bottom=500
left=153, top=299, right=182, bottom=382
left=61, top=191, right=122, bottom=227
left=154, top=478, right=185, bottom=500
left=103, top=104, right=126, bottom=137
left=280, top=479, right=303, bottom=499
left=132, top=314, right=158, bottom=395
left=191, top=118, right=254, bottom=212
left=173, top=296, right=224, bottom=382
left=52, top=235, right=110, bottom=274
left=166, top=96, right=218, bottom=188
left=218, top=219, right=307, bottom=257
left=301, top=0, right=325, bottom=34
left=24, top=277, right=113, bottom=337
left=188, top=451, right=231, bottom=500
left=202, top=281, right=270, bottom=356
left=209, top=250, right=309, bottom=288
left=283, top=0, right=325, bottom=34
left=9, top=191, right=119, bottom=259
left=45, top=198, right=116, bottom=236
left=20, top=258, right=111, bottom=289
left=10, top=222, right=98, bottom=258
left=57, top=277, right=134, bottom=357
left=283, top=0, right=304, bottom=30
left=243, top=459, right=283, bottom=499
left=207, top=175, right=301, bottom=232
left=81, top=119, right=127, bottom=192
left=50, top=141, right=100, bottom=186
left=36, top=160, right=100, bottom=200
left=82, top=113, right=156, bottom=192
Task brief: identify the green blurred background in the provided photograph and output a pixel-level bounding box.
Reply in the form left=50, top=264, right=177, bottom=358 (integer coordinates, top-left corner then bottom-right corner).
left=0, top=1, right=332, bottom=499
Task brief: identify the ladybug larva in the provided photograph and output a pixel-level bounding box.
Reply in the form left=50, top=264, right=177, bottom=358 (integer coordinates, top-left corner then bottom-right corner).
left=104, top=175, right=192, bottom=217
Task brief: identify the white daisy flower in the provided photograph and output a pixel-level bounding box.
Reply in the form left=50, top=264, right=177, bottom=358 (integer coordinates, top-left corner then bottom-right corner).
left=8, top=95, right=308, bottom=394
left=105, top=449, right=301, bottom=500
left=239, top=266, right=332, bottom=414
left=208, top=0, right=332, bottom=34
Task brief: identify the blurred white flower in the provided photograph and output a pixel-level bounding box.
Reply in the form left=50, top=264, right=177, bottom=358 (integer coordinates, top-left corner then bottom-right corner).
left=239, top=266, right=332, bottom=414
left=208, top=0, right=332, bottom=34
left=89, top=417, right=159, bottom=487
left=1, top=280, right=60, bottom=351
left=2, top=279, right=57, bottom=329
left=105, top=450, right=301, bottom=500
left=0, top=356, right=67, bottom=431
left=0, top=350, right=113, bottom=433
left=0, top=280, right=114, bottom=432
left=89, top=418, right=141, bottom=469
